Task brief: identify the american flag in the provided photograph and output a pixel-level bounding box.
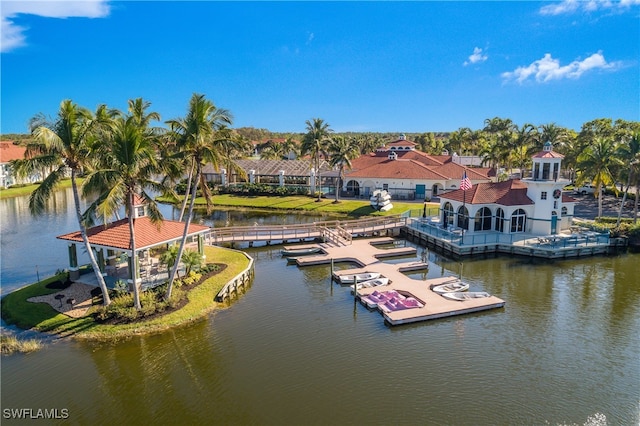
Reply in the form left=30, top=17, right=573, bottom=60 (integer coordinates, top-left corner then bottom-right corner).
left=460, top=172, right=472, bottom=191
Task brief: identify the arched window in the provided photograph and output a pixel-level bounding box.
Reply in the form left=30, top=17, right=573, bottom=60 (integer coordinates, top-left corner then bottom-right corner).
left=346, top=180, right=360, bottom=196
left=442, top=202, right=454, bottom=229
left=474, top=207, right=492, bottom=231
left=510, top=209, right=527, bottom=233
left=495, top=208, right=505, bottom=232
left=457, top=205, right=469, bottom=230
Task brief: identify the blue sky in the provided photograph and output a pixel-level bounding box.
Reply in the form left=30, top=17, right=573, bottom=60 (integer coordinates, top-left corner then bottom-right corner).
left=2, top=1, right=639, bottom=134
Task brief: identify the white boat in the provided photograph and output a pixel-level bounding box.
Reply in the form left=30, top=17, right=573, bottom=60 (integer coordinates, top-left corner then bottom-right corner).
left=370, top=190, right=394, bottom=211
left=349, top=277, right=390, bottom=291
left=281, top=247, right=323, bottom=256
left=336, top=272, right=381, bottom=284
left=441, top=291, right=491, bottom=301
left=431, top=280, right=469, bottom=294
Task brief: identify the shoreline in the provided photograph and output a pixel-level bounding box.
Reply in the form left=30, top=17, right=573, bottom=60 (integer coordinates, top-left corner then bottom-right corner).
left=0, top=246, right=251, bottom=342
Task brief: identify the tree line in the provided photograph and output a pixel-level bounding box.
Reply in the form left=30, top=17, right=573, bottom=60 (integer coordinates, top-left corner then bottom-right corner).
left=9, top=94, right=639, bottom=310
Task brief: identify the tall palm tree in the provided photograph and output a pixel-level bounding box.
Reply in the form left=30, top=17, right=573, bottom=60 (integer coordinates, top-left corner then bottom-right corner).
left=282, top=136, right=300, bottom=160
left=576, top=136, right=622, bottom=219
left=12, top=100, right=115, bottom=306
left=83, top=109, right=165, bottom=310
left=301, top=118, right=332, bottom=201
left=512, top=123, right=538, bottom=177
left=163, top=93, right=235, bottom=300
left=483, top=117, right=516, bottom=172
left=259, top=140, right=286, bottom=160
left=616, top=132, right=640, bottom=226
left=327, top=135, right=360, bottom=203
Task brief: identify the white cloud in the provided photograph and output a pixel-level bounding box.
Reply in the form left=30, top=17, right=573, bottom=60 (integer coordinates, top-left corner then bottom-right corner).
left=306, top=32, right=315, bottom=45
left=463, top=47, right=488, bottom=66
left=1, top=0, right=110, bottom=53
left=501, top=52, right=621, bottom=84
left=540, top=0, right=640, bottom=15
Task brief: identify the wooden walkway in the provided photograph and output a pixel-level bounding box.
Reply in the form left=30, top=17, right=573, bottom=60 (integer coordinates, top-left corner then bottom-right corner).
left=288, top=237, right=505, bottom=326
left=205, top=215, right=407, bottom=245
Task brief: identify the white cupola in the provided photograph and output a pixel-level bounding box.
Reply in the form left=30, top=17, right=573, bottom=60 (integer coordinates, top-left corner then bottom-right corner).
left=531, top=141, right=563, bottom=181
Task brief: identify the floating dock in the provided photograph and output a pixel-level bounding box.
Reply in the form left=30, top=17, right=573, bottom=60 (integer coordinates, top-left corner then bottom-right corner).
left=287, top=237, right=505, bottom=326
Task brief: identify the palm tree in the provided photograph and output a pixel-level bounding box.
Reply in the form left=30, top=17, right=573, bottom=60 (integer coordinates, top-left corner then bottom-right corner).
left=301, top=118, right=332, bottom=201
left=282, top=136, right=300, bottom=160
left=11, top=100, right=114, bottom=306
left=576, top=136, right=622, bottom=219
left=163, top=93, right=235, bottom=300
left=181, top=249, right=203, bottom=275
left=259, top=140, right=286, bottom=160
left=327, top=135, right=360, bottom=203
left=483, top=117, right=516, bottom=172
left=616, top=132, right=640, bottom=226
left=83, top=108, right=165, bottom=310
left=512, top=123, right=538, bottom=177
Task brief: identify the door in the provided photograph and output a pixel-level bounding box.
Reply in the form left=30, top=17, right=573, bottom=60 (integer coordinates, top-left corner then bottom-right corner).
left=551, top=214, right=558, bottom=234
left=415, top=184, right=425, bottom=200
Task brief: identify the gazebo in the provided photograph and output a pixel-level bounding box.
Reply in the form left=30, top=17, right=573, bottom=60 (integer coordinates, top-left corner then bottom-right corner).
left=57, top=208, right=210, bottom=291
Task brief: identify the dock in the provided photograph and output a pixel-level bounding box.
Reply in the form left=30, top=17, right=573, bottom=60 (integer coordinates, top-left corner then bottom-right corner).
left=288, top=237, right=505, bottom=326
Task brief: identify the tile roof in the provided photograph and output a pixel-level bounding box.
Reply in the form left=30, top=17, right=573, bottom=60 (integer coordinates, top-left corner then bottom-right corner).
left=346, top=150, right=489, bottom=181
left=532, top=149, right=564, bottom=159
left=439, top=179, right=534, bottom=206
left=57, top=217, right=210, bottom=251
left=202, top=159, right=331, bottom=176
left=347, top=159, right=449, bottom=180
left=388, top=140, right=417, bottom=148
left=0, top=141, right=26, bottom=163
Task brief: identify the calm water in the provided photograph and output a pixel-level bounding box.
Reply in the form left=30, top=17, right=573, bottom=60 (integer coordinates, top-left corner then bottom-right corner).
left=1, top=190, right=639, bottom=425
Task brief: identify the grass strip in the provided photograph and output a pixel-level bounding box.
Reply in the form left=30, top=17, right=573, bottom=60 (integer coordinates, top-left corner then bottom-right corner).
left=0, top=178, right=82, bottom=199
left=159, top=194, right=436, bottom=217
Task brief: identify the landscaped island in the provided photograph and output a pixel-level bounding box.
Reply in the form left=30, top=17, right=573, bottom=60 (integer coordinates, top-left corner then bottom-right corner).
left=1, top=246, right=250, bottom=341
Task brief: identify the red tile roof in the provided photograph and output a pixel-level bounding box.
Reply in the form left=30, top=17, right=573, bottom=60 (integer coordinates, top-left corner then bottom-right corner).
left=440, top=179, right=534, bottom=206
left=57, top=217, right=210, bottom=251
left=0, top=141, right=26, bottom=162
left=532, top=149, right=564, bottom=159
left=388, top=140, right=417, bottom=148
left=346, top=150, right=488, bottom=182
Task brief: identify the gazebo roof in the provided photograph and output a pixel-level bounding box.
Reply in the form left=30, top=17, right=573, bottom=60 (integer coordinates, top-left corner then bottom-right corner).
left=57, top=217, right=210, bottom=251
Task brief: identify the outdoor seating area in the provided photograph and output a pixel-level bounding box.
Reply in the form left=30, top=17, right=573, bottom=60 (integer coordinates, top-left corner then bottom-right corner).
left=528, top=231, right=608, bottom=249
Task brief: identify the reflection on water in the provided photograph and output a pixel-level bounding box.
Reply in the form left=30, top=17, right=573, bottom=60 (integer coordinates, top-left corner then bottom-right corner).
left=1, top=192, right=639, bottom=424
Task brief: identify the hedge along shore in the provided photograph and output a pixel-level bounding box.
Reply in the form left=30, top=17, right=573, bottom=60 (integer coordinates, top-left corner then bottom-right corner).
left=1, top=246, right=251, bottom=341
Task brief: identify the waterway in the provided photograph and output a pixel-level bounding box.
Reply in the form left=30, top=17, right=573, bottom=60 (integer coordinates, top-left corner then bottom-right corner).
left=1, top=189, right=638, bottom=425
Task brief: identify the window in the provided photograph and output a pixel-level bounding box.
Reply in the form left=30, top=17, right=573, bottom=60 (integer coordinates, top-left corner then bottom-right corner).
left=542, top=163, right=550, bottom=180
left=541, top=192, right=547, bottom=200
left=457, top=206, right=469, bottom=230
left=383, top=183, right=389, bottom=191
left=554, top=201, right=558, bottom=209
left=510, top=209, right=527, bottom=233
left=561, top=206, right=568, bottom=216
left=495, top=208, right=505, bottom=232
left=443, top=202, right=454, bottom=228
left=474, top=207, right=492, bottom=231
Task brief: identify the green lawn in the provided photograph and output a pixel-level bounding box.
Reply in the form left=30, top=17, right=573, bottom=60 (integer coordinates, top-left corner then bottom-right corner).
left=0, top=178, right=82, bottom=199
left=162, top=194, right=436, bottom=217
left=1, top=246, right=250, bottom=340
